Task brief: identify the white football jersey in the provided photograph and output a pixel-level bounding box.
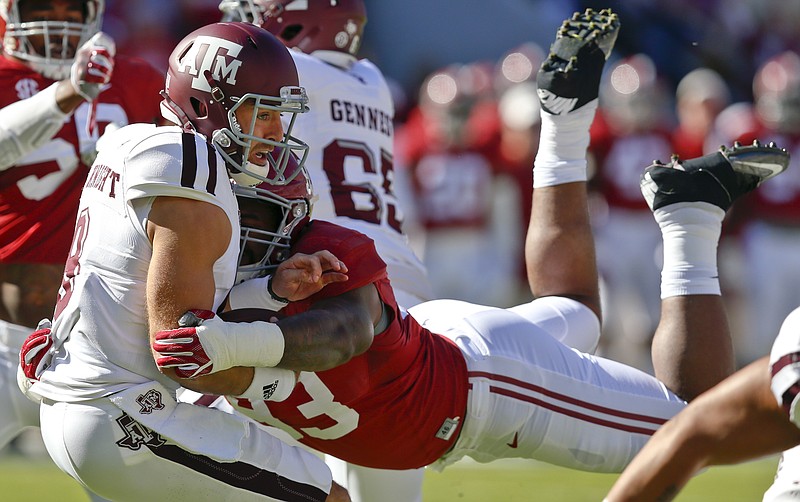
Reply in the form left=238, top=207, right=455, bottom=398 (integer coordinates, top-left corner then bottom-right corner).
left=290, top=50, right=433, bottom=303
left=771, top=306, right=800, bottom=428
left=34, top=124, right=240, bottom=402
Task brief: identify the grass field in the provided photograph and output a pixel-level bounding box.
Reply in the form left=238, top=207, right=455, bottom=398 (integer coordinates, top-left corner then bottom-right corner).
left=0, top=451, right=780, bottom=501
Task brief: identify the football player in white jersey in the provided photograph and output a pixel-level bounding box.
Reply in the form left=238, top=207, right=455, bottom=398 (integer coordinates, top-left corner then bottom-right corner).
left=152, top=7, right=789, bottom=502
left=219, top=1, right=433, bottom=500
left=0, top=2, right=163, bottom=500
left=16, top=22, right=349, bottom=501
left=605, top=306, right=800, bottom=502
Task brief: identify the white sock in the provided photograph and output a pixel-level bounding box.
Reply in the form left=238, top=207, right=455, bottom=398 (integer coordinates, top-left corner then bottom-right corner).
left=655, top=202, right=725, bottom=298
left=533, top=99, right=598, bottom=188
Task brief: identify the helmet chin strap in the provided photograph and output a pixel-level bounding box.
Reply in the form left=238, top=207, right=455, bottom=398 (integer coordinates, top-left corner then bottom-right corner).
left=230, top=162, right=269, bottom=187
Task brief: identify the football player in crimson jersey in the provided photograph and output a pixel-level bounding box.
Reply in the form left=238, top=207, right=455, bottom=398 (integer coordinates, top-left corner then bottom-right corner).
left=150, top=8, right=786, bottom=483
left=0, top=0, right=159, bottom=487
left=16, top=22, right=349, bottom=501
left=218, top=1, right=433, bottom=500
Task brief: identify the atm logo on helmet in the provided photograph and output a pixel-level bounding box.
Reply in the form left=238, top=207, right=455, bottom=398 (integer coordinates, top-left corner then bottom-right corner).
left=177, top=35, right=243, bottom=91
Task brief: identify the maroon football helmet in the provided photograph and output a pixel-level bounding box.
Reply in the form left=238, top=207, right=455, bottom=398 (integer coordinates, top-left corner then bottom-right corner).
left=233, top=151, right=315, bottom=281
left=161, top=22, right=310, bottom=186
left=218, top=0, right=366, bottom=56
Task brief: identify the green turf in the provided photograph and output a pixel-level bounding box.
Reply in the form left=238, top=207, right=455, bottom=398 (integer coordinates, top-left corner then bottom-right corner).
left=422, top=457, right=779, bottom=501
left=0, top=454, right=780, bottom=501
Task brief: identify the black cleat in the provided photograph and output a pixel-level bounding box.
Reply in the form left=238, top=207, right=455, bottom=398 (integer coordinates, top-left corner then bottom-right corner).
left=640, top=140, right=790, bottom=212
left=537, top=8, right=621, bottom=115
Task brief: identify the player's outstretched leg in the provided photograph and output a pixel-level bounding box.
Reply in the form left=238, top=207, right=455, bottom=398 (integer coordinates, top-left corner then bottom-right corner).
left=526, top=9, right=619, bottom=322
left=645, top=141, right=790, bottom=400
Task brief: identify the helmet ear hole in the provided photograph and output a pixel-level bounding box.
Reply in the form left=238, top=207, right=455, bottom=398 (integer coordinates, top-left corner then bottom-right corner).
left=280, top=24, right=303, bottom=42
left=190, top=97, right=208, bottom=119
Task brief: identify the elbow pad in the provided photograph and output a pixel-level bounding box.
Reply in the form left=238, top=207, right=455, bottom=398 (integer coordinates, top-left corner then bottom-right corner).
left=0, top=83, right=68, bottom=171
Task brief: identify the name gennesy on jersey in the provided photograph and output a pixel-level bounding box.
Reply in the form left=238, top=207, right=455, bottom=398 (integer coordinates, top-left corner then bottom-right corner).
left=330, top=98, right=392, bottom=137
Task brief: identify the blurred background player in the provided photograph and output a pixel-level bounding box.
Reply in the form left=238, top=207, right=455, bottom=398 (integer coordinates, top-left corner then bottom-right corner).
left=731, top=51, right=800, bottom=367
left=0, top=0, right=161, bottom=472
left=219, top=1, right=433, bottom=500
left=399, top=61, right=525, bottom=307
left=670, top=67, right=731, bottom=160
left=589, top=53, right=675, bottom=370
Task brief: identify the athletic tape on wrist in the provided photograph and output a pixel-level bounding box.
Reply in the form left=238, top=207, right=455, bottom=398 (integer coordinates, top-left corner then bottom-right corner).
left=236, top=367, right=297, bottom=402
left=227, top=275, right=289, bottom=311
left=199, top=317, right=285, bottom=370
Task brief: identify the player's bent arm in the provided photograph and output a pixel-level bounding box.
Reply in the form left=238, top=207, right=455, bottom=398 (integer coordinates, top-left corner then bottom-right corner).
left=145, top=195, right=237, bottom=393
left=605, top=357, right=800, bottom=502
left=276, top=284, right=380, bottom=372
left=0, top=81, right=82, bottom=171
left=152, top=284, right=379, bottom=392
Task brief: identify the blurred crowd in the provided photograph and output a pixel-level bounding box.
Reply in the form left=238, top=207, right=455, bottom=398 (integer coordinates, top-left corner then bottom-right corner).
left=78, top=0, right=800, bottom=370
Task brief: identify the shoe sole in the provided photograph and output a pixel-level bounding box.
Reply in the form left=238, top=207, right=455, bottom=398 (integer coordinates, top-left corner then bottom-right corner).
left=721, top=141, right=790, bottom=184
left=556, top=8, right=621, bottom=61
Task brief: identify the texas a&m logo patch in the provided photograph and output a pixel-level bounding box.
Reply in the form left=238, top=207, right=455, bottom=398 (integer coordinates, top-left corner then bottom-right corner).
left=115, top=413, right=166, bottom=451
left=137, top=388, right=165, bottom=414
left=177, top=35, right=243, bottom=92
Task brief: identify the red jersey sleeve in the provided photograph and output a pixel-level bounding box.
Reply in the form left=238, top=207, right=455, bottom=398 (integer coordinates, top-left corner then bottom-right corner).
left=284, top=220, right=387, bottom=308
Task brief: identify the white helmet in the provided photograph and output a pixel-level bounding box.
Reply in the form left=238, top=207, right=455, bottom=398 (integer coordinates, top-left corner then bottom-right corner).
left=0, top=0, right=104, bottom=80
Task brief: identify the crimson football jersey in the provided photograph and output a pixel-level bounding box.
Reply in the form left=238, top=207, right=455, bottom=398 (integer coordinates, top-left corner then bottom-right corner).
left=0, top=55, right=163, bottom=264
left=232, top=220, right=469, bottom=469
left=589, top=110, right=674, bottom=211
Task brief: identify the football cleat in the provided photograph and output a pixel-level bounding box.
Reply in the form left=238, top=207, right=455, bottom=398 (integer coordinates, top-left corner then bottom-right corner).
left=537, top=8, right=620, bottom=115
left=640, top=140, right=790, bottom=212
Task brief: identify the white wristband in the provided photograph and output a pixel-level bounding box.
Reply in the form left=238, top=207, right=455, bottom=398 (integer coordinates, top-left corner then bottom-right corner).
left=227, top=275, right=289, bottom=311
left=197, top=316, right=285, bottom=370
left=236, top=367, right=297, bottom=402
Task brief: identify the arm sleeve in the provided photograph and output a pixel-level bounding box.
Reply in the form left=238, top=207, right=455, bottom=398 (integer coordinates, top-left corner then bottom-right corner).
left=0, top=82, right=70, bottom=171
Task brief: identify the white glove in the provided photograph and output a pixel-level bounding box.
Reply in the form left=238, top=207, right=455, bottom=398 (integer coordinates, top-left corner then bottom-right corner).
left=70, top=32, right=116, bottom=101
